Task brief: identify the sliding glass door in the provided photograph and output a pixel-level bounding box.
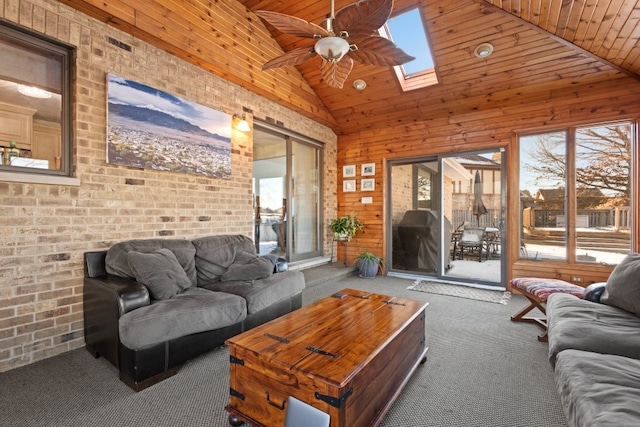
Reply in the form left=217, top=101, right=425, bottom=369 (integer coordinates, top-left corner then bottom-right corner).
left=253, top=124, right=322, bottom=262
left=388, top=149, right=504, bottom=287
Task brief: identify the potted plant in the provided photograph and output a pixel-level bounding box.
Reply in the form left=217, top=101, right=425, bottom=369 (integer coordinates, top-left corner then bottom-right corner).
left=329, top=213, right=364, bottom=242
left=355, top=251, right=384, bottom=278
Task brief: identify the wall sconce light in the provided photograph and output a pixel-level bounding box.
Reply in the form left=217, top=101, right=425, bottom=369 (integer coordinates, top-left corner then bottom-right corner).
left=233, top=113, right=251, bottom=132
left=353, top=79, right=367, bottom=90
left=474, top=42, right=494, bottom=59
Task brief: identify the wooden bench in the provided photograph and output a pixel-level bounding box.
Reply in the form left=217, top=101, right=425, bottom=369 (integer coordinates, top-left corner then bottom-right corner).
left=510, top=278, right=584, bottom=342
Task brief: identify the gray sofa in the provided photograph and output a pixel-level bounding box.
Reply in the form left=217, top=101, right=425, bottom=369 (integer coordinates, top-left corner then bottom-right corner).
left=83, top=234, right=305, bottom=391
left=547, top=253, right=640, bottom=426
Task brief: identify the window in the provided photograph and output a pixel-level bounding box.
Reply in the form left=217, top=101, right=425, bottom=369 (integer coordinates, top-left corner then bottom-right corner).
left=252, top=123, right=323, bottom=263
left=415, top=165, right=435, bottom=210
left=0, top=21, right=73, bottom=177
left=380, top=8, right=438, bottom=91
left=518, top=121, right=634, bottom=265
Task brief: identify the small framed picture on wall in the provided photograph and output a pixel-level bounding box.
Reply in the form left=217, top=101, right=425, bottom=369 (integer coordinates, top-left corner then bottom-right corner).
left=361, top=178, right=375, bottom=191
left=343, top=165, right=356, bottom=178
left=343, top=180, right=356, bottom=192
left=361, top=163, right=375, bottom=176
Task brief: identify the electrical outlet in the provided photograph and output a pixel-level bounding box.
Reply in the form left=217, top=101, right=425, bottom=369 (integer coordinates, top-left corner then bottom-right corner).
left=571, top=276, right=583, bottom=282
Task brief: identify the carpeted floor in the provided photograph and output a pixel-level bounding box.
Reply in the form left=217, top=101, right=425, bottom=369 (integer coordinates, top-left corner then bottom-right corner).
left=408, top=280, right=512, bottom=304
left=0, top=266, right=568, bottom=427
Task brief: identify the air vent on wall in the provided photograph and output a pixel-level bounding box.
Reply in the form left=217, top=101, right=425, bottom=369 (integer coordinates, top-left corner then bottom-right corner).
left=107, top=37, right=132, bottom=52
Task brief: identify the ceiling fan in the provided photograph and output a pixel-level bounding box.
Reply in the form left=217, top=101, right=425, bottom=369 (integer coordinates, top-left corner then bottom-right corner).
left=255, top=0, right=415, bottom=89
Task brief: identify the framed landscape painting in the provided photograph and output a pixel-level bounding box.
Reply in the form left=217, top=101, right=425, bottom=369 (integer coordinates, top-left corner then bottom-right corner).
left=343, top=180, right=356, bottom=192
left=106, top=73, right=232, bottom=178
left=361, top=178, right=375, bottom=191
left=361, top=163, right=375, bottom=176
left=343, top=165, right=356, bottom=178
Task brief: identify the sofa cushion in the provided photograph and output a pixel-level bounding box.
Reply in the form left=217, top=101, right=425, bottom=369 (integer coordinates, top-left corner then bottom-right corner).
left=221, top=251, right=274, bottom=282
left=201, top=270, right=305, bottom=314
left=127, top=249, right=192, bottom=300
left=547, top=293, right=640, bottom=366
left=118, top=287, right=247, bottom=350
left=106, top=239, right=197, bottom=286
left=555, top=349, right=640, bottom=427
left=601, top=252, right=640, bottom=317
left=192, top=235, right=258, bottom=285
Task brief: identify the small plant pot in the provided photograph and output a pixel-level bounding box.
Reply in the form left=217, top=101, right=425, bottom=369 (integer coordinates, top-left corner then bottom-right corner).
left=357, top=259, right=379, bottom=279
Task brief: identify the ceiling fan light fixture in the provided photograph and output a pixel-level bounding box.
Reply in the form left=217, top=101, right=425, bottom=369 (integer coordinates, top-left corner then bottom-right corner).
left=474, top=42, right=494, bottom=58
left=353, top=79, right=367, bottom=90
left=314, top=36, right=350, bottom=62
left=17, top=84, right=52, bottom=98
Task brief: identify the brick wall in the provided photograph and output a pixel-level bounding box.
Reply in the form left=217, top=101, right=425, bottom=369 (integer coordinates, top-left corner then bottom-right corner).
left=0, top=0, right=337, bottom=372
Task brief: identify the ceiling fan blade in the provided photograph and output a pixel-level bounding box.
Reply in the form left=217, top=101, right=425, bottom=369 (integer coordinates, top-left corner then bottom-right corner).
left=255, top=11, right=329, bottom=39
left=320, top=56, right=354, bottom=89
left=262, top=47, right=317, bottom=70
left=350, top=36, right=415, bottom=66
left=333, top=0, right=393, bottom=41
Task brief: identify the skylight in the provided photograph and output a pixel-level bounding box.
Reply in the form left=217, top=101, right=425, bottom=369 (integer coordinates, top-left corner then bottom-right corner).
left=381, top=8, right=438, bottom=90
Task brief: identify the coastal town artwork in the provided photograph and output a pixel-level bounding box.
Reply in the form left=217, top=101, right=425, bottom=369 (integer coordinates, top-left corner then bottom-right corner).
left=106, top=73, right=232, bottom=178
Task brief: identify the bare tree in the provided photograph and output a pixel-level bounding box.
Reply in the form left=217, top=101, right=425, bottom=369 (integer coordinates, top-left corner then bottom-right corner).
left=523, top=124, right=631, bottom=205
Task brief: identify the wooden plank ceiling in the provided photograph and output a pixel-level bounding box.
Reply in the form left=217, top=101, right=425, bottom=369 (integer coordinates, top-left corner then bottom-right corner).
left=482, top=0, right=640, bottom=75
left=60, top=0, right=640, bottom=136
left=238, top=0, right=640, bottom=135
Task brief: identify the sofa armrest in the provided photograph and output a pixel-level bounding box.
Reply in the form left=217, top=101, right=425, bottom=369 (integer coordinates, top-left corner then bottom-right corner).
left=260, top=254, right=289, bottom=273
left=583, top=282, right=606, bottom=303
left=83, top=275, right=150, bottom=367
left=85, top=275, right=151, bottom=316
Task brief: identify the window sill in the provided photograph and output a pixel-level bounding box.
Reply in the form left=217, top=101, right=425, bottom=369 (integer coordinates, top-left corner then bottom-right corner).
left=0, top=171, right=80, bottom=186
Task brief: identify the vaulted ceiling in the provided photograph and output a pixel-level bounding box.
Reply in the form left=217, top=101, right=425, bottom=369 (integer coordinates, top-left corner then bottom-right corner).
left=238, top=0, right=640, bottom=134
left=60, top=0, right=640, bottom=136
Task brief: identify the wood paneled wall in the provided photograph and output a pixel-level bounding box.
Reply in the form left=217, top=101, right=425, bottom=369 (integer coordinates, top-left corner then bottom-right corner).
left=337, top=74, right=640, bottom=286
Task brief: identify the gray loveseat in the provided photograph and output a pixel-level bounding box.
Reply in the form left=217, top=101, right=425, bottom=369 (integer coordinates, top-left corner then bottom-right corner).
left=547, top=253, right=640, bottom=426
left=83, top=234, right=305, bottom=391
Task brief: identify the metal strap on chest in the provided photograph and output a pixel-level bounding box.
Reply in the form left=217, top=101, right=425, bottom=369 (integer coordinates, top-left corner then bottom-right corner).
left=306, top=346, right=339, bottom=359
left=315, top=388, right=353, bottom=408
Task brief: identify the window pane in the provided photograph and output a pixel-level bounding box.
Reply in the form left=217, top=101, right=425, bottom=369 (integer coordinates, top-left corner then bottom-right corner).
left=253, top=128, right=287, bottom=256
left=519, top=131, right=567, bottom=260
left=385, top=8, right=433, bottom=76
left=291, top=139, right=319, bottom=258
left=575, top=122, right=632, bottom=264
left=0, top=23, right=70, bottom=174
left=416, top=166, right=433, bottom=209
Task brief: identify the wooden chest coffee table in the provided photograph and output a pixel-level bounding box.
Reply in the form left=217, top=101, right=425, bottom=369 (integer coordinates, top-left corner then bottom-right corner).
left=225, top=288, right=428, bottom=427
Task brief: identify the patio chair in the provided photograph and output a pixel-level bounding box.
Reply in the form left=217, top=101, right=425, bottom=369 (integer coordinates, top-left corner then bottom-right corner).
left=457, top=227, right=486, bottom=262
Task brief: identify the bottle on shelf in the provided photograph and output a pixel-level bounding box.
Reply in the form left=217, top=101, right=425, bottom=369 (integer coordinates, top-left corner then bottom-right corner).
left=8, top=141, right=19, bottom=165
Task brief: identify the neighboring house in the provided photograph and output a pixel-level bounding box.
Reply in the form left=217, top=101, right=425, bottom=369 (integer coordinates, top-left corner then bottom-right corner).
left=534, top=188, right=607, bottom=210
left=452, top=154, right=502, bottom=218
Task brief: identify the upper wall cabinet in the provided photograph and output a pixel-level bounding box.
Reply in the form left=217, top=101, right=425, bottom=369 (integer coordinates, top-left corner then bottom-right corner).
left=0, top=101, right=36, bottom=150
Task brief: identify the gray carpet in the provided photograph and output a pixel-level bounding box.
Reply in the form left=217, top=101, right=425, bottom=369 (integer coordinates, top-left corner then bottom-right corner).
left=0, top=266, right=568, bottom=427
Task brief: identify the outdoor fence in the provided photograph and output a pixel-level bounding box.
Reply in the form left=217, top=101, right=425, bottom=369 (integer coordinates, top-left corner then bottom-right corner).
left=451, top=209, right=502, bottom=229
left=522, top=207, right=630, bottom=230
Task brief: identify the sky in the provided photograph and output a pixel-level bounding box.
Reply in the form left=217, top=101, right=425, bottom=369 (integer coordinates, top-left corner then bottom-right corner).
left=386, top=8, right=433, bottom=75
left=519, top=133, right=564, bottom=195
left=107, top=73, right=231, bottom=137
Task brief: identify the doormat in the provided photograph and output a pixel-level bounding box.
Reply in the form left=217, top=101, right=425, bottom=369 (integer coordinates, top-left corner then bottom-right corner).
left=407, top=280, right=511, bottom=305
